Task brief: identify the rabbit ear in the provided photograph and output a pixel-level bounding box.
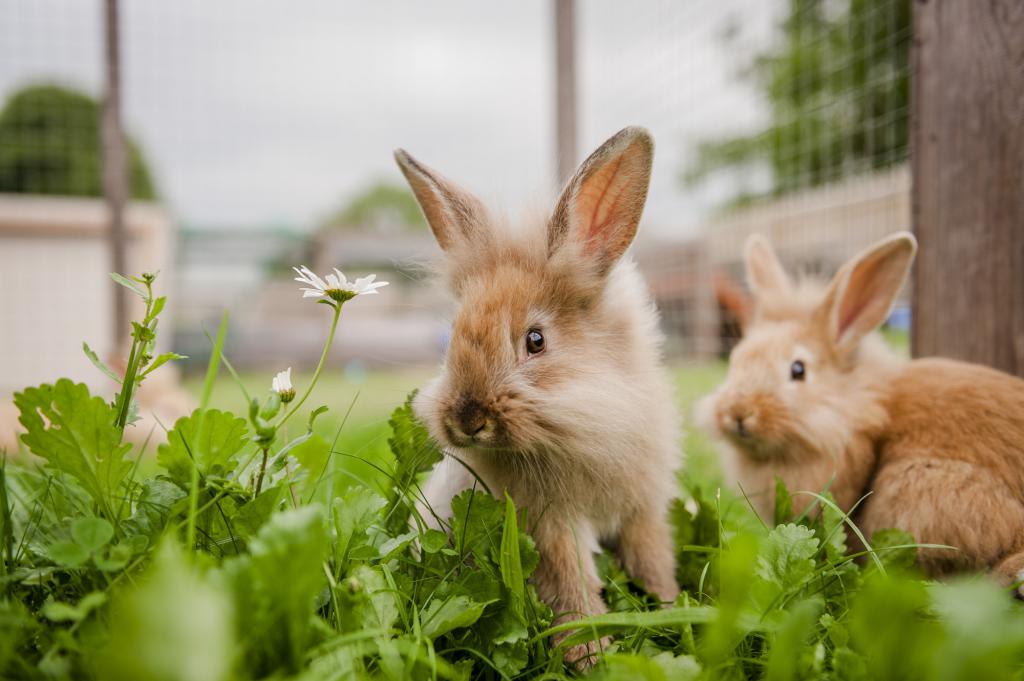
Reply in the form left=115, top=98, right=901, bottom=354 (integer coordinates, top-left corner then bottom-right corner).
left=548, top=127, right=653, bottom=274
left=744, top=234, right=791, bottom=299
left=818, top=232, right=917, bottom=353
left=394, top=149, right=486, bottom=251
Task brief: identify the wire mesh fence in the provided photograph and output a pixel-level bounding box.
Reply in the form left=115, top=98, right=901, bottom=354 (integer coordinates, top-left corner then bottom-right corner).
left=583, top=0, right=912, bottom=359
left=0, top=0, right=913, bottom=392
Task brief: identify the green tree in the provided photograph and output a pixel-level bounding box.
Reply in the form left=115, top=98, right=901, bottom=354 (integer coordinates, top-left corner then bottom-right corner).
left=0, top=84, right=156, bottom=199
left=326, top=181, right=424, bottom=232
left=685, top=0, right=910, bottom=207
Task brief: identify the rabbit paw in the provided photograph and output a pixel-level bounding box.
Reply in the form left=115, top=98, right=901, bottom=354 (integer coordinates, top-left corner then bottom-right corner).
left=559, top=633, right=612, bottom=670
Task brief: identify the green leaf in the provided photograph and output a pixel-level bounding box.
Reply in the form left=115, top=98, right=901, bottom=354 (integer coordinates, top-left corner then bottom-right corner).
left=141, top=352, right=187, bottom=378
left=15, top=379, right=133, bottom=516
left=333, top=486, right=387, bottom=565
left=592, top=652, right=702, bottom=681
left=94, top=543, right=132, bottom=571
left=224, top=505, right=328, bottom=675
left=123, top=478, right=187, bottom=539
left=308, top=405, right=329, bottom=427
left=157, top=409, right=249, bottom=484
left=420, top=595, right=489, bottom=639
left=764, top=598, right=821, bottom=681
left=383, top=391, right=443, bottom=534
left=71, top=516, right=113, bottom=552
left=378, top=531, right=416, bottom=561
left=500, top=493, right=525, bottom=618
left=774, top=475, right=794, bottom=526
left=146, top=295, right=167, bottom=322
left=492, top=640, right=530, bottom=677
left=756, top=523, right=819, bottom=592
left=420, top=529, right=448, bottom=554
left=82, top=342, right=122, bottom=383
left=93, top=541, right=234, bottom=681
left=672, top=487, right=721, bottom=592
left=870, top=528, right=918, bottom=572
left=819, top=492, right=848, bottom=561
left=124, top=534, right=150, bottom=555
left=450, top=490, right=504, bottom=568
left=234, top=485, right=285, bottom=537
left=47, top=540, right=88, bottom=567
left=337, top=565, right=399, bottom=633
left=110, top=272, right=148, bottom=300
left=42, top=592, right=107, bottom=623
left=820, top=613, right=849, bottom=648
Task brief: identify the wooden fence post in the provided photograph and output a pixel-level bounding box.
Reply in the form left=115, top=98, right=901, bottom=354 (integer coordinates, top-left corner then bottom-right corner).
left=911, top=0, right=1024, bottom=375
left=102, top=0, right=129, bottom=351
left=554, top=0, right=577, bottom=186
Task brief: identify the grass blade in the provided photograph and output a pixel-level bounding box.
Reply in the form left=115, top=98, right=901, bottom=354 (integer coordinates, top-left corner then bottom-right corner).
left=201, top=311, right=229, bottom=411
left=536, top=606, right=718, bottom=640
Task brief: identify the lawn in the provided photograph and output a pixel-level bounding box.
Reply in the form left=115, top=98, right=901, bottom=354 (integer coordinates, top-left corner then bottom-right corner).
left=181, top=360, right=730, bottom=510
left=182, top=366, right=437, bottom=497
left=9, top=315, right=1024, bottom=681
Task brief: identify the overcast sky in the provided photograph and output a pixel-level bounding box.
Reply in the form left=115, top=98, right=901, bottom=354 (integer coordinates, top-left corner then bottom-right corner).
left=0, top=0, right=780, bottom=238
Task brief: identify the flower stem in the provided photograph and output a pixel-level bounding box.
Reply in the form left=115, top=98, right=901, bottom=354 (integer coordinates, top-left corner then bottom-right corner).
left=254, top=447, right=270, bottom=496
left=280, top=303, right=342, bottom=427
left=113, top=282, right=154, bottom=432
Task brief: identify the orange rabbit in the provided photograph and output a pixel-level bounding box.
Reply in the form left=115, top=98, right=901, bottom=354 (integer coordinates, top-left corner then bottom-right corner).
left=701, top=232, right=1024, bottom=588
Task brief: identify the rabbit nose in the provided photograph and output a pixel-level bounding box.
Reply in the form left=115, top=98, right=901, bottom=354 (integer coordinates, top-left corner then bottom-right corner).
left=727, top=404, right=755, bottom=437
left=453, top=396, right=489, bottom=437
left=735, top=415, right=750, bottom=438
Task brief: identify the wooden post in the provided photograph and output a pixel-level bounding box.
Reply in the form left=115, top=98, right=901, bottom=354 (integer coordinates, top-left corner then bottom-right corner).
left=102, top=0, right=129, bottom=350
left=554, top=0, right=577, bottom=185
left=911, top=0, right=1024, bottom=375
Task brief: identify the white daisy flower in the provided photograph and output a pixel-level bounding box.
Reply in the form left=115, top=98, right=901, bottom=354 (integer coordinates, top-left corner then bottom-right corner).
left=293, top=266, right=389, bottom=304
left=271, top=367, right=295, bottom=403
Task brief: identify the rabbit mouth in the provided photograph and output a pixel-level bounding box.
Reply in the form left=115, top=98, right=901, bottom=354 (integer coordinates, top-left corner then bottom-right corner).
left=725, top=427, right=800, bottom=462
left=720, top=420, right=780, bottom=460
left=719, top=410, right=759, bottom=443
left=442, top=419, right=506, bottom=450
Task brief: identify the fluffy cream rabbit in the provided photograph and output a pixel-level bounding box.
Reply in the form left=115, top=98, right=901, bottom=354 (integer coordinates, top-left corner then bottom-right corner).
left=394, top=127, right=681, bottom=663
left=701, top=232, right=1024, bottom=588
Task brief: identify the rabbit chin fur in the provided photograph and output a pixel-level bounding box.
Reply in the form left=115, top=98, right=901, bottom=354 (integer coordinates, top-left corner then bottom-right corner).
left=412, top=213, right=681, bottom=549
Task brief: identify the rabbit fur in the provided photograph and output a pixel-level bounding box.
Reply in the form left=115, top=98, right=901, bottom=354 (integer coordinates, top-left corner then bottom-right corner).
left=394, top=127, right=681, bottom=663
left=700, top=232, right=1024, bottom=590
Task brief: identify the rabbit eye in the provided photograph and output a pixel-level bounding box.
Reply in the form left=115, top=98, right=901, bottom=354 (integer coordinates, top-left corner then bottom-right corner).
left=790, top=360, right=806, bottom=381
left=525, top=329, right=545, bottom=355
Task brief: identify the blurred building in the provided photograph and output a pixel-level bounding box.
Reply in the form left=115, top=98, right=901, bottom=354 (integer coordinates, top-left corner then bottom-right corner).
left=0, top=193, right=193, bottom=450
left=173, top=226, right=450, bottom=372
left=638, top=165, right=912, bottom=358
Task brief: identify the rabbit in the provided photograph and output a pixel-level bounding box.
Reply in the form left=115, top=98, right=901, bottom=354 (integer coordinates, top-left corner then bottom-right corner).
left=699, top=231, right=1024, bottom=590
left=394, top=127, right=681, bottom=665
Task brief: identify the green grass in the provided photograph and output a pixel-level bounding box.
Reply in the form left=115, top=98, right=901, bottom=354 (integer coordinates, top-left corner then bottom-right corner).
left=181, top=367, right=434, bottom=499
left=8, top=342, right=1024, bottom=680
left=181, top=362, right=730, bottom=504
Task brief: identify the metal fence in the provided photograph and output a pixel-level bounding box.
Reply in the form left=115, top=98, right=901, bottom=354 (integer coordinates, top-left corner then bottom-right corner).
left=1, top=0, right=913, bottom=381
left=581, top=0, right=912, bottom=358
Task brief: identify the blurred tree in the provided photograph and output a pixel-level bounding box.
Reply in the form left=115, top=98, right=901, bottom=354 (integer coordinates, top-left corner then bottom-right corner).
left=684, top=0, right=910, bottom=208
left=325, top=182, right=424, bottom=233
left=0, top=84, right=156, bottom=199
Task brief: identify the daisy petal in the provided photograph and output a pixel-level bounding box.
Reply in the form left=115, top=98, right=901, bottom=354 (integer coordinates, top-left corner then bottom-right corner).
left=298, top=266, right=327, bottom=290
